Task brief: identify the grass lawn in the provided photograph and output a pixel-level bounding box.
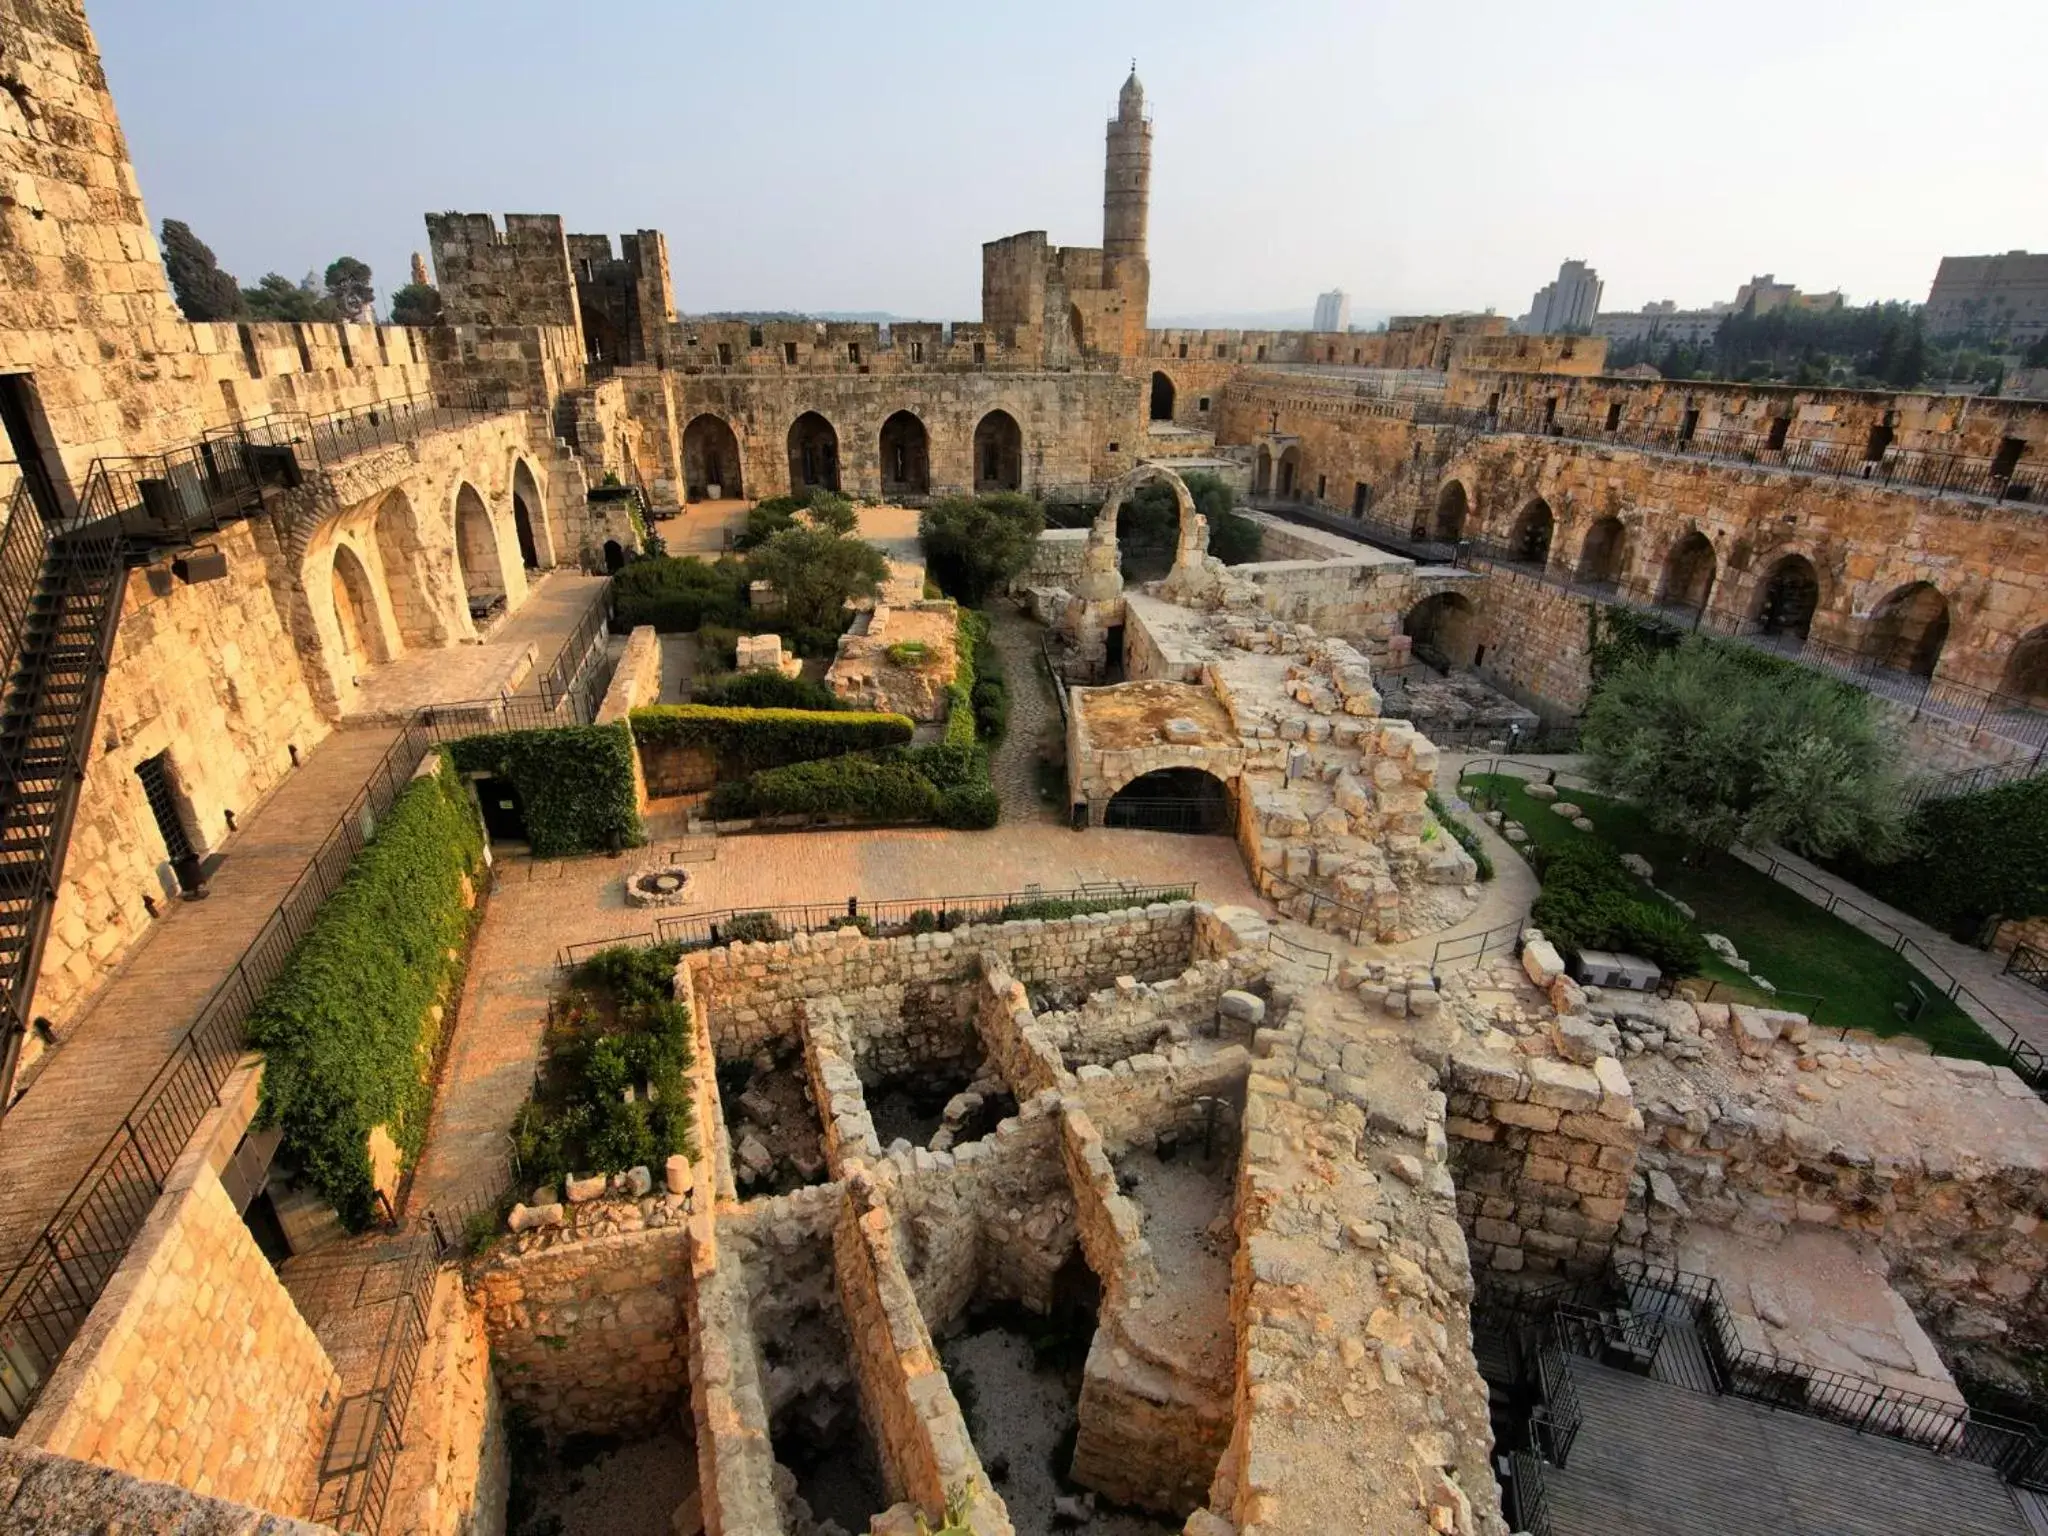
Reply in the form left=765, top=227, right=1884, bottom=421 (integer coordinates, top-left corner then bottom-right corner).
left=1461, top=772, right=2001, bottom=1063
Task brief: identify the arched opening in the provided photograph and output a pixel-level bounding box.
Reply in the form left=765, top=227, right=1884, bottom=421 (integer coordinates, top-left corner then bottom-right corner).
left=329, top=544, right=387, bottom=676
left=1866, top=581, right=1950, bottom=678
left=1658, top=530, right=1716, bottom=611
left=1576, top=516, right=1626, bottom=587
left=2002, top=626, right=2048, bottom=706
left=877, top=411, right=930, bottom=497
left=1149, top=371, right=1175, bottom=422
left=1434, top=481, right=1469, bottom=542
left=1254, top=447, right=1273, bottom=496
left=1404, top=591, right=1479, bottom=670
left=1277, top=446, right=1302, bottom=500
left=683, top=414, right=745, bottom=502
left=1508, top=499, right=1554, bottom=566
left=454, top=483, right=508, bottom=624
left=373, top=488, right=442, bottom=648
left=1753, top=554, right=1821, bottom=646
left=1104, top=767, right=1233, bottom=834
left=510, top=458, right=549, bottom=570
left=973, top=410, right=1023, bottom=492
left=787, top=411, right=841, bottom=494
left=603, top=539, right=627, bottom=574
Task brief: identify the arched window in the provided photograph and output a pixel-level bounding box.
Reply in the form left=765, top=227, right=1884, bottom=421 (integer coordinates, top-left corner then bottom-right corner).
left=973, top=410, right=1023, bottom=492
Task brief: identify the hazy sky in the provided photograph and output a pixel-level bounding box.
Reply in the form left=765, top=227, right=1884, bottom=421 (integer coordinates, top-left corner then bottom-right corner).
left=93, top=0, right=2047, bottom=325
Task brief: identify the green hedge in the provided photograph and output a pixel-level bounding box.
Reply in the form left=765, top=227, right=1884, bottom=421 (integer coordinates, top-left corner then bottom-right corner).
left=707, top=756, right=942, bottom=822
left=448, top=722, right=644, bottom=856
left=630, top=704, right=913, bottom=776
left=1832, top=775, right=2048, bottom=941
left=248, top=754, right=486, bottom=1230
left=1531, top=840, right=1707, bottom=977
left=692, top=671, right=848, bottom=712
left=611, top=554, right=747, bottom=633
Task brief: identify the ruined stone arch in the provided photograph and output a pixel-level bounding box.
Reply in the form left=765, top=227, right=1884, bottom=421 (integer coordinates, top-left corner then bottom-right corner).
left=1149, top=371, right=1176, bottom=422
left=509, top=452, right=554, bottom=570
left=1404, top=590, right=1479, bottom=669
left=972, top=409, right=1024, bottom=492
left=683, top=413, right=745, bottom=502
left=787, top=411, right=841, bottom=493
left=1575, top=515, right=1626, bottom=586
left=877, top=410, right=931, bottom=496
left=1507, top=497, right=1554, bottom=566
left=372, top=487, right=450, bottom=648
left=453, top=480, right=515, bottom=624
left=1751, top=551, right=1823, bottom=645
left=327, top=541, right=391, bottom=677
left=2002, top=625, right=2048, bottom=706
left=1084, top=462, right=1210, bottom=600
left=1658, top=529, right=1717, bottom=611
left=1434, top=480, right=1470, bottom=542
left=1865, top=580, right=1950, bottom=678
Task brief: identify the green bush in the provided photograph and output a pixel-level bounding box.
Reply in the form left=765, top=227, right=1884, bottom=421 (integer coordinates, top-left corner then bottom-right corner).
left=919, top=493, right=1046, bottom=604
left=734, top=494, right=808, bottom=550
left=1832, top=774, right=2048, bottom=941
left=249, top=754, right=485, bottom=1230
left=691, top=671, right=846, bottom=712
left=963, top=608, right=1009, bottom=744
left=1425, top=789, right=1494, bottom=881
left=721, top=911, right=785, bottom=944
left=938, top=783, right=1001, bottom=829
left=631, top=704, right=913, bottom=777
left=1531, top=840, right=1708, bottom=977
left=886, top=640, right=934, bottom=667
left=611, top=555, right=748, bottom=633
left=909, top=739, right=987, bottom=790
left=448, top=722, right=643, bottom=856
left=708, top=756, right=942, bottom=823
left=513, top=942, right=694, bottom=1190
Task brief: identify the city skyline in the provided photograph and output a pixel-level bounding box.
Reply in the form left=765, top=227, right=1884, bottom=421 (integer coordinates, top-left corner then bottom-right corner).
left=91, top=0, right=2047, bottom=324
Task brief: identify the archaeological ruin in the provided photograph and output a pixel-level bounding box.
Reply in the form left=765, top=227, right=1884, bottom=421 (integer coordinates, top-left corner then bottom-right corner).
left=0, top=3, right=2046, bottom=1534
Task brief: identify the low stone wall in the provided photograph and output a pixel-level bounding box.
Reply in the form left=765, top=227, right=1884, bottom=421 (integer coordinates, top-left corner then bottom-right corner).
left=972, top=953, right=1070, bottom=1101
left=1060, top=1105, right=1158, bottom=1306
left=1069, top=1041, right=1252, bottom=1156
left=17, top=1149, right=339, bottom=1517
left=467, top=1210, right=690, bottom=1436
left=683, top=1213, right=783, bottom=1536
left=801, top=997, right=884, bottom=1173
left=1019, top=526, right=1090, bottom=589
left=596, top=624, right=662, bottom=725
left=1039, top=957, right=1252, bottom=1070
left=682, top=904, right=1200, bottom=1060
left=0, top=1441, right=331, bottom=1535
left=833, top=1179, right=1012, bottom=1535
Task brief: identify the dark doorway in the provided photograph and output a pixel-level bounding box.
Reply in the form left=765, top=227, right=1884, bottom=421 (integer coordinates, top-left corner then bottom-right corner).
left=511, top=492, right=540, bottom=570
left=475, top=774, right=528, bottom=843
left=878, top=410, right=930, bottom=496
left=1104, top=623, right=1125, bottom=681
left=242, top=1189, right=292, bottom=1267
left=788, top=411, right=842, bottom=493
left=0, top=374, right=65, bottom=524
left=973, top=410, right=1023, bottom=492
left=603, top=539, right=627, bottom=573
left=1105, top=767, right=1232, bottom=833
left=1149, top=372, right=1175, bottom=422
left=136, top=750, right=204, bottom=892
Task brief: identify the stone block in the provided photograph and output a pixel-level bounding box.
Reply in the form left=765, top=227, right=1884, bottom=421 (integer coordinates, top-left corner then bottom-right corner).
left=1522, top=938, right=1566, bottom=988
left=1526, top=1057, right=1601, bottom=1114
left=1492, top=1099, right=1561, bottom=1133
left=1730, top=1006, right=1778, bottom=1058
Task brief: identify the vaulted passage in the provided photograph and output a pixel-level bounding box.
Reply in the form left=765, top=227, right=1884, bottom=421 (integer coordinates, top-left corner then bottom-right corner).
left=1659, top=530, right=1716, bottom=611
left=454, top=483, right=507, bottom=623
left=787, top=411, right=840, bottom=494
left=373, top=488, right=441, bottom=647
left=328, top=544, right=387, bottom=675
left=1435, top=480, right=1470, bottom=541
left=1404, top=591, right=1479, bottom=669
left=973, top=409, right=1023, bottom=492
left=1104, top=767, right=1234, bottom=833
left=1866, top=581, right=1950, bottom=678
left=684, top=413, right=744, bottom=502
left=510, top=463, right=542, bottom=570
left=1754, top=554, right=1820, bottom=645
left=1508, top=498, right=1554, bottom=566
left=1576, top=516, right=1625, bottom=587
left=1149, top=371, right=1175, bottom=421
left=877, top=410, right=930, bottom=496
left=2003, top=626, right=2048, bottom=705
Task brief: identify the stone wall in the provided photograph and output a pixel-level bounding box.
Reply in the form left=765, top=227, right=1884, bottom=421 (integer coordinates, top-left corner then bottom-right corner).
left=468, top=1213, right=690, bottom=1436
left=17, top=1150, right=338, bottom=1516
left=1019, top=527, right=1090, bottom=589
left=0, top=1441, right=331, bottom=1536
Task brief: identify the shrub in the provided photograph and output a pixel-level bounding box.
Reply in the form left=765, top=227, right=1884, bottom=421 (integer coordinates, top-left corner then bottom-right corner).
left=709, top=756, right=942, bottom=823
left=886, top=640, right=934, bottom=667
left=938, top=783, right=1001, bottom=829
left=631, top=704, right=913, bottom=776
left=920, top=493, right=1046, bottom=605
left=612, top=555, right=747, bottom=632
left=248, top=755, right=485, bottom=1229
left=734, top=494, right=809, bottom=550
left=1833, top=774, right=2048, bottom=941
left=1425, top=789, right=1494, bottom=882
left=448, top=722, right=643, bottom=856
left=691, top=671, right=846, bottom=712
left=721, top=911, right=785, bottom=944
left=1531, top=840, right=1708, bottom=977
left=910, top=739, right=986, bottom=790
left=746, top=525, right=888, bottom=637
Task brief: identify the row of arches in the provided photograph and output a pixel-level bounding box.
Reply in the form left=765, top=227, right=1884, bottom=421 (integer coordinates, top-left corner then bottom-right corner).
left=679, top=409, right=1028, bottom=503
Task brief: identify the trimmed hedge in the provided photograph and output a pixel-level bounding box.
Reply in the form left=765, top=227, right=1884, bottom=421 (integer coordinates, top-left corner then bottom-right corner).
left=248, top=754, right=485, bottom=1230
left=707, top=756, right=942, bottom=822
left=448, top=722, right=644, bottom=856
left=1831, top=774, right=2048, bottom=941
left=630, top=704, right=913, bottom=775
left=1530, top=840, right=1708, bottom=977
left=691, top=671, right=847, bottom=712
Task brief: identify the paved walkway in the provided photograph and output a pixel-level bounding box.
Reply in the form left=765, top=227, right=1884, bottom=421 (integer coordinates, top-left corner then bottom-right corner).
left=406, top=819, right=1263, bottom=1213
left=0, top=725, right=400, bottom=1273
left=985, top=602, right=1065, bottom=824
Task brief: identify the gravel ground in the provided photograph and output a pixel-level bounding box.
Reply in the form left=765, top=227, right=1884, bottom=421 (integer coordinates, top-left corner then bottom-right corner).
left=515, top=1426, right=696, bottom=1536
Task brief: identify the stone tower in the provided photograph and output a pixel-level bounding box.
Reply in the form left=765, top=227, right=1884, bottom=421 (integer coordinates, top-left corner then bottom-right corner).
left=1102, top=65, right=1152, bottom=355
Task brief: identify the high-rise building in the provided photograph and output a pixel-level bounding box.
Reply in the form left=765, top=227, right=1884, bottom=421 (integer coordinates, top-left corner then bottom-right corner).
left=1924, top=251, right=2048, bottom=343
left=1520, top=260, right=1603, bottom=334
left=1313, top=289, right=1350, bottom=332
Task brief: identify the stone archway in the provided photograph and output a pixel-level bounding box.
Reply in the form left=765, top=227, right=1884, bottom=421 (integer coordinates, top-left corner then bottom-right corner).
left=1434, top=480, right=1470, bottom=541
left=1404, top=591, right=1479, bottom=669
left=1659, top=531, right=1717, bottom=611
left=878, top=410, right=931, bottom=496
left=373, top=487, right=447, bottom=647
left=1277, top=446, right=1302, bottom=500
left=329, top=543, right=390, bottom=676
left=1254, top=447, right=1273, bottom=497
left=1753, top=553, right=1821, bottom=645
left=454, top=482, right=510, bottom=622
left=2003, top=626, right=2048, bottom=706
left=1103, top=766, right=1233, bottom=833
left=1149, top=371, right=1176, bottom=422
left=1508, top=498, right=1554, bottom=566
left=684, top=413, right=744, bottom=502
left=1576, top=515, right=1626, bottom=587
left=1084, top=462, right=1209, bottom=598
left=1866, top=581, right=1950, bottom=678
left=788, top=411, right=841, bottom=494
left=973, top=410, right=1023, bottom=492
left=510, top=463, right=543, bottom=572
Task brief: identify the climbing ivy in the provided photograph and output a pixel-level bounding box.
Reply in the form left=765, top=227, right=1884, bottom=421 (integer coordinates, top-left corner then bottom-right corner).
left=448, top=721, right=644, bottom=856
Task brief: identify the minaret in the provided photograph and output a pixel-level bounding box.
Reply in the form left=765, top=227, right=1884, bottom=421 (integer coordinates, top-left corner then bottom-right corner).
left=1103, top=63, right=1152, bottom=355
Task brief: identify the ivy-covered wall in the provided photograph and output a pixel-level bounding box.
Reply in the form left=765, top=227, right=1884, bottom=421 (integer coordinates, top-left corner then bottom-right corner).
left=628, top=704, right=913, bottom=795
left=448, top=720, right=645, bottom=856
left=247, top=753, right=486, bottom=1230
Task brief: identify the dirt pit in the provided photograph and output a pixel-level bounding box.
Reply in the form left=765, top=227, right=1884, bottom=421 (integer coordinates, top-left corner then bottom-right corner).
left=772, top=1383, right=888, bottom=1535
left=720, top=1044, right=828, bottom=1197
left=1112, top=1144, right=1237, bottom=1385
left=507, top=1423, right=696, bottom=1536
left=865, top=1058, right=1018, bottom=1152
left=941, top=1306, right=1180, bottom=1536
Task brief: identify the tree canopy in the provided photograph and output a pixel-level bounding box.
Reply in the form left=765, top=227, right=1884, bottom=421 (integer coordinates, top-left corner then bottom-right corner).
left=242, top=271, right=338, bottom=322
left=745, top=525, right=888, bottom=642
left=919, top=492, right=1046, bottom=605
left=1581, top=637, right=1908, bottom=861
left=161, top=219, right=244, bottom=321
left=323, top=257, right=375, bottom=322
left=1114, top=470, right=1261, bottom=578
left=389, top=281, right=444, bottom=326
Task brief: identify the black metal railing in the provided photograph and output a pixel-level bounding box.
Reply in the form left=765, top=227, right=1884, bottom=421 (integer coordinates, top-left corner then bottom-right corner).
left=537, top=582, right=615, bottom=714
left=1507, top=1448, right=1555, bottom=1536
left=233, top=385, right=502, bottom=474
left=0, top=484, right=52, bottom=681
left=1101, top=794, right=1232, bottom=834
left=2006, top=944, right=2048, bottom=997
left=1266, top=928, right=1333, bottom=979
left=555, top=880, right=1199, bottom=970
left=1529, top=1335, right=1584, bottom=1466
left=1898, top=755, right=2046, bottom=811
left=1430, top=917, right=1524, bottom=976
